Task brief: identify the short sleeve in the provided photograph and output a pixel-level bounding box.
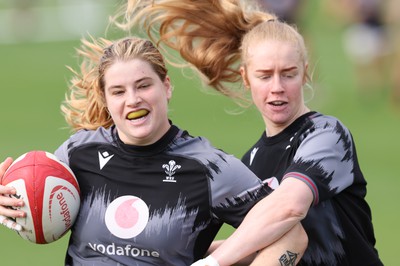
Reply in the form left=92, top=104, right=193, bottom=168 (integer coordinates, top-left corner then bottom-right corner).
left=209, top=154, right=270, bottom=228
left=283, top=119, right=356, bottom=205
left=54, top=140, right=70, bottom=166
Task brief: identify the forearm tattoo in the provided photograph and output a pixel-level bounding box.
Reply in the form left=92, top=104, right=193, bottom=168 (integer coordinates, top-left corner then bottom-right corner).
left=279, top=250, right=298, bottom=266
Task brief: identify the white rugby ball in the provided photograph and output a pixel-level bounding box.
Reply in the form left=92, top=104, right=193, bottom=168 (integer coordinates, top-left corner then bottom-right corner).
left=1, top=150, right=80, bottom=244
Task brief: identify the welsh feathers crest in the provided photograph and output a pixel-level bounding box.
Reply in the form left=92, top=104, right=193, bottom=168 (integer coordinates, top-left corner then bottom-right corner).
left=162, top=160, right=181, bottom=183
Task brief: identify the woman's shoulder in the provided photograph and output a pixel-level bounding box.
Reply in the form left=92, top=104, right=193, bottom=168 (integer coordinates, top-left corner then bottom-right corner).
left=305, top=112, right=349, bottom=130
left=172, top=126, right=240, bottom=164
left=296, top=112, right=353, bottom=144
left=64, top=126, right=114, bottom=147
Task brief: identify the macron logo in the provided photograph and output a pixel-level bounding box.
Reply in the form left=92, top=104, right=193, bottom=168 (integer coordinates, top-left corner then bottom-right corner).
left=250, top=147, right=259, bottom=166
left=98, top=151, right=114, bottom=170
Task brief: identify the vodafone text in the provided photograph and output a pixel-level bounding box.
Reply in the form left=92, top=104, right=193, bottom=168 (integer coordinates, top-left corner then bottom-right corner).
left=56, top=192, right=72, bottom=228
left=88, top=242, right=160, bottom=258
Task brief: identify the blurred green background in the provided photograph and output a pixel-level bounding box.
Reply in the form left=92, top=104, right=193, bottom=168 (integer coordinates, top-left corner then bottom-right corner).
left=0, top=1, right=398, bottom=265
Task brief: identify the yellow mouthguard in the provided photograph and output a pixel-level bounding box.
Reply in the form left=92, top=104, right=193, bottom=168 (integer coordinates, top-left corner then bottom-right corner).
left=127, top=110, right=149, bottom=120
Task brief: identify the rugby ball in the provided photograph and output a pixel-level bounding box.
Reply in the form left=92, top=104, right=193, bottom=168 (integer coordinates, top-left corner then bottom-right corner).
left=1, top=150, right=80, bottom=244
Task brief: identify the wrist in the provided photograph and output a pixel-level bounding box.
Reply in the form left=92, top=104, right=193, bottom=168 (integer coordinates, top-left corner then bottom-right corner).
left=203, top=255, right=220, bottom=266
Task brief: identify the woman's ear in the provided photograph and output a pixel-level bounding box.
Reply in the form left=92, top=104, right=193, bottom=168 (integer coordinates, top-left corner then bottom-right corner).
left=101, top=90, right=108, bottom=107
left=164, top=76, right=173, bottom=100
left=240, top=66, right=250, bottom=89
left=303, top=63, right=309, bottom=85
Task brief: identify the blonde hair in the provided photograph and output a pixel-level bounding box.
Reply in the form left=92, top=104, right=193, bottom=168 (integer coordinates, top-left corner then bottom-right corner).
left=115, top=0, right=309, bottom=100
left=241, top=20, right=309, bottom=80
left=62, top=37, right=168, bottom=131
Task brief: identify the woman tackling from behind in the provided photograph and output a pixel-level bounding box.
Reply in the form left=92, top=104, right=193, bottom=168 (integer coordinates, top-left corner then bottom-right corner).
left=0, top=37, right=307, bottom=265
left=119, top=0, right=384, bottom=265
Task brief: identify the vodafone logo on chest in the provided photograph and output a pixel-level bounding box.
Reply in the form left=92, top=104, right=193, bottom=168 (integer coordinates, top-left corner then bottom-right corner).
left=105, top=195, right=149, bottom=239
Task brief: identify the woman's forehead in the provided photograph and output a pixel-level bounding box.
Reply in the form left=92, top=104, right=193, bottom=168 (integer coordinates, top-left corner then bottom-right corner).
left=247, top=40, right=301, bottom=61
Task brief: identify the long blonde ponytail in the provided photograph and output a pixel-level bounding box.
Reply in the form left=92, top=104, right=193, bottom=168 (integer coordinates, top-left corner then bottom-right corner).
left=115, top=0, right=276, bottom=100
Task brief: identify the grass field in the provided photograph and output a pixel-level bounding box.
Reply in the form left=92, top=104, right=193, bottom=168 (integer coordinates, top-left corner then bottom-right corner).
left=0, top=2, right=399, bottom=265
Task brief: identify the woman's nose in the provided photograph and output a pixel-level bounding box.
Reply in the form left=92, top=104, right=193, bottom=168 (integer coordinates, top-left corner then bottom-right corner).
left=271, top=76, right=284, bottom=93
left=127, top=90, right=142, bottom=105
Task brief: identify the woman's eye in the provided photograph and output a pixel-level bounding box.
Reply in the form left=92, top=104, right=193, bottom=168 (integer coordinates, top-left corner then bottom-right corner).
left=260, top=75, right=272, bottom=80
left=112, top=90, right=124, bottom=95
left=138, top=83, right=150, bottom=89
left=283, top=72, right=296, bottom=78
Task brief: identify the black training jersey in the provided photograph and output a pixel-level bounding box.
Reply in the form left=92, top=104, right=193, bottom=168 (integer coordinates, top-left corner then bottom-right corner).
left=55, top=124, right=269, bottom=266
left=242, top=112, right=383, bottom=266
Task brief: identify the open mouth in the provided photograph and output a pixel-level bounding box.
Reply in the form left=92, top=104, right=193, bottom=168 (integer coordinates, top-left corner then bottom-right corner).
left=127, top=110, right=149, bottom=120
left=269, top=101, right=287, bottom=106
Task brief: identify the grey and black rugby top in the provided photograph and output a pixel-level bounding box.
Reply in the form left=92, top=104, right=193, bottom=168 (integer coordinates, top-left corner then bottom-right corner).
left=55, top=124, right=269, bottom=266
left=242, top=112, right=383, bottom=266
